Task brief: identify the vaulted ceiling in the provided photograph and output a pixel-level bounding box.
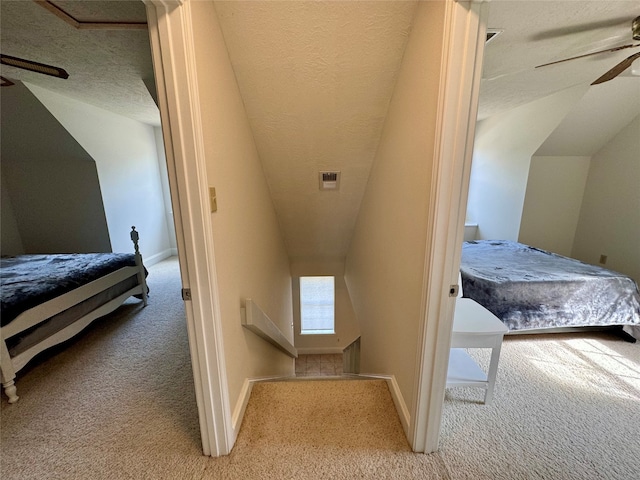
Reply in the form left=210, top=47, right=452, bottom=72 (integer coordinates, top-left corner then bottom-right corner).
left=0, top=0, right=158, bottom=125
left=479, top=1, right=640, bottom=156
left=213, top=1, right=417, bottom=260
left=1, top=1, right=639, bottom=260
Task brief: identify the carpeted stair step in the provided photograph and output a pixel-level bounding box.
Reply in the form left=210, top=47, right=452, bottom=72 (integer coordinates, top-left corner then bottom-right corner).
left=206, top=379, right=449, bottom=479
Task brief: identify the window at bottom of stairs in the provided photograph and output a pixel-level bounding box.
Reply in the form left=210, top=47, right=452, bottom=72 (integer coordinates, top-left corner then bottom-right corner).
left=300, top=276, right=335, bottom=335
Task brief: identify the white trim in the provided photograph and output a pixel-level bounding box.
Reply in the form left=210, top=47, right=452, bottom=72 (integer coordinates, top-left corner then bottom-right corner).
left=296, top=347, right=344, bottom=355
left=145, top=0, right=232, bottom=457
left=241, top=300, right=298, bottom=358
left=232, top=378, right=254, bottom=433
left=142, top=248, right=174, bottom=267
left=11, top=288, right=140, bottom=372
left=230, top=374, right=294, bottom=441
left=411, top=0, right=487, bottom=453
left=3, top=267, right=140, bottom=338
left=362, top=374, right=410, bottom=437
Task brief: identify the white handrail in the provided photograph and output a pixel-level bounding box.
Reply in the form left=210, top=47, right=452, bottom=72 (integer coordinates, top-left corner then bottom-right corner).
left=241, top=299, right=297, bottom=358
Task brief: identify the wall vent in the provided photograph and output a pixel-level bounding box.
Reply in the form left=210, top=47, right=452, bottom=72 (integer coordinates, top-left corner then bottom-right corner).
left=319, top=171, right=341, bottom=191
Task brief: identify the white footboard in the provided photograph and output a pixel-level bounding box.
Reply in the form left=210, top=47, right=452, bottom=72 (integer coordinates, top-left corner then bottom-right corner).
left=1, top=227, right=148, bottom=403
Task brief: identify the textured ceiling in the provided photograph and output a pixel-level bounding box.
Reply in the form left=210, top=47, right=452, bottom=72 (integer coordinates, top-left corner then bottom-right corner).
left=0, top=0, right=159, bottom=125
left=479, top=0, right=640, bottom=121
left=2, top=1, right=639, bottom=261
left=214, top=1, right=418, bottom=260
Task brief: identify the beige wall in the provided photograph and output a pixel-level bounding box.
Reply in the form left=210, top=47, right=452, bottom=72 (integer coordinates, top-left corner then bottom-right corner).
left=467, top=84, right=588, bottom=241
left=519, top=156, right=591, bottom=257
left=344, top=1, right=446, bottom=417
left=290, top=259, right=360, bottom=353
left=189, top=1, right=294, bottom=413
left=572, top=115, right=640, bottom=282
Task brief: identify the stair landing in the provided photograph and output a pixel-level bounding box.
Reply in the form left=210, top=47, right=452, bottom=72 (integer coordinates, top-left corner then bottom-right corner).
left=295, top=353, right=343, bottom=377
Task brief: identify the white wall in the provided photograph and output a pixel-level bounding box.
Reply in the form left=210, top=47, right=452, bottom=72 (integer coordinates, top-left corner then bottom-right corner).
left=345, top=1, right=446, bottom=422
left=25, top=83, right=172, bottom=264
left=290, top=260, right=360, bottom=354
left=1, top=81, right=111, bottom=254
left=519, top=156, right=591, bottom=256
left=189, top=0, right=294, bottom=423
left=572, top=115, right=640, bottom=282
left=467, top=84, right=589, bottom=240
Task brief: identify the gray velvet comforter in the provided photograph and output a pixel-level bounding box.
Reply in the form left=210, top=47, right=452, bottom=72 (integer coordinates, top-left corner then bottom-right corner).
left=460, top=240, right=640, bottom=331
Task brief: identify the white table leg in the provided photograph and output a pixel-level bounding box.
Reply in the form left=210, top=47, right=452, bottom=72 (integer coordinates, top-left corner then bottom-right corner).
left=483, top=340, right=504, bottom=404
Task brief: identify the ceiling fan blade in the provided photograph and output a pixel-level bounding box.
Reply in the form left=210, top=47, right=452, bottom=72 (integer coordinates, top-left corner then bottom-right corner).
left=591, top=51, right=640, bottom=85
left=535, top=43, right=639, bottom=68
left=0, top=54, right=69, bottom=79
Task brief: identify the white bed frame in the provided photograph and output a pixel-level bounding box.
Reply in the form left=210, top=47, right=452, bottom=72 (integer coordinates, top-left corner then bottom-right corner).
left=1, top=227, right=148, bottom=403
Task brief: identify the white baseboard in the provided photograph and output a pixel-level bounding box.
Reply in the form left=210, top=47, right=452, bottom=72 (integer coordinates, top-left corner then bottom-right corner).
left=297, top=347, right=344, bottom=355
left=230, top=374, right=295, bottom=445
left=360, top=374, right=410, bottom=437
left=142, top=249, right=174, bottom=267
left=232, top=378, right=254, bottom=434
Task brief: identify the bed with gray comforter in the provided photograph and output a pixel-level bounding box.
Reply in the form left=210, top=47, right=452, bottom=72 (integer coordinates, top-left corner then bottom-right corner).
left=1, top=228, right=148, bottom=403
left=460, top=240, right=640, bottom=336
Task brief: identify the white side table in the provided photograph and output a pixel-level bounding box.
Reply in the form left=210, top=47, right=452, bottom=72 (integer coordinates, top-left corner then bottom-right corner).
left=446, top=298, right=509, bottom=404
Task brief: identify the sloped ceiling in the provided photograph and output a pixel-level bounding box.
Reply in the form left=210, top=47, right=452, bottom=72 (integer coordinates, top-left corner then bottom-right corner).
left=214, top=1, right=417, bottom=260
left=481, top=1, right=640, bottom=157
left=0, top=0, right=159, bottom=125
left=479, top=0, right=639, bottom=121
left=536, top=77, right=640, bottom=156
left=1, top=1, right=639, bottom=261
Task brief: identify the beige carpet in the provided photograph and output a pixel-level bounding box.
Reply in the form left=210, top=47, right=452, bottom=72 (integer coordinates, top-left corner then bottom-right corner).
left=0, top=257, right=208, bottom=479
left=2, top=257, right=639, bottom=479
left=0, top=258, right=447, bottom=479
left=440, top=333, right=640, bottom=480
left=205, top=379, right=447, bottom=479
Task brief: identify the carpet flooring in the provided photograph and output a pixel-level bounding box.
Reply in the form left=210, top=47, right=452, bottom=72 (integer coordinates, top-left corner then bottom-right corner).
left=1, top=257, right=207, bottom=479
left=205, top=379, right=448, bottom=479
left=2, top=257, right=639, bottom=479
left=440, top=332, right=640, bottom=480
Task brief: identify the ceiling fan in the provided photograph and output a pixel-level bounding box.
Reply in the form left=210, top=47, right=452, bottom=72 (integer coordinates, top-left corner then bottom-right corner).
left=536, top=16, right=640, bottom=85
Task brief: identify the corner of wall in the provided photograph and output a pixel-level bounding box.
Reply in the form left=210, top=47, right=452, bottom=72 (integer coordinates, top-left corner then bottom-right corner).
left=469, top=84, right=589, bottom=241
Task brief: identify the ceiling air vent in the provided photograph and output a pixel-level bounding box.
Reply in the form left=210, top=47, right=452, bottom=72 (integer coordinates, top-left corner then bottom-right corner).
left=486, top=29, right=503, bottom=44
left=319, top=171, right=341, bottom=191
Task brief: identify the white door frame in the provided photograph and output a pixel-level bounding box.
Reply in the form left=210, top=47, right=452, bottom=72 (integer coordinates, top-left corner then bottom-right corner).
left=411, top=0, right=488, bottom=453
left=144, top=0, right=487, bottom=457
left=145, top=0, right=232, bottom=457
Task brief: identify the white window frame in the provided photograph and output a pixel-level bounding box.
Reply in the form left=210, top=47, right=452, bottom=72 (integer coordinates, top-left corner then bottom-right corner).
left=299, top=276, right=335, bottom=335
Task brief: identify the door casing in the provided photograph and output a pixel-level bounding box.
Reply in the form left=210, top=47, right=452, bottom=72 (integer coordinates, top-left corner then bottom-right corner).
left=145, top=0, right=487, bottom=456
